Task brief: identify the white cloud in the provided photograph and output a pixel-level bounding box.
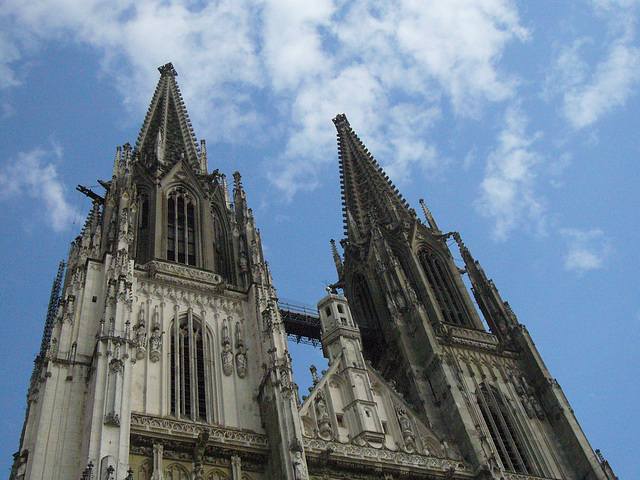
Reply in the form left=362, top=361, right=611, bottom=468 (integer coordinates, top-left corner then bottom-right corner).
left=0, top=143, right=75, bottom=232
left=561, top=228, right=611, bottom=273
left=475, top=104, right=546, bottom=240
left=590, top=0, right=640, bottom=9
left=2, top=0, right=528, bottom=197
left=563, top=40, right=640, bottom=128
left=547, top=2, right=640, bottom=129
left=0, top=29, right=21, bottom=89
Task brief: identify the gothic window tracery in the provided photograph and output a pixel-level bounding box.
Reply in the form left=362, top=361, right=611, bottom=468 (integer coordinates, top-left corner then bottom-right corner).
left=477, top=383, right=534, bottom=475
left=137, top=460, right=152, bottom=480
left=351, top=273, right=381, bottom=331
left=164, top=464, right=190, bottom=480
left=212, top=209, right=233, bottom=281
left=170, top=313, right=208, bottom=422
left=136, top=192, right=150, bottom=262
left=418, top=248, right=470, bottom=326
left=167, top=188, right=197, bottom=266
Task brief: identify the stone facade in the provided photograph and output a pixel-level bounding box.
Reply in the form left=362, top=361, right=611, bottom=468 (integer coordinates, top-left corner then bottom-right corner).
left=11, top=64, right=617, bottom=480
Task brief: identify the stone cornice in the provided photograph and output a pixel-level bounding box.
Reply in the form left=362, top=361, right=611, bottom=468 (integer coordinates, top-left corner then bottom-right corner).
left=136, top=261, right=226, bottom=294
left=130, top=413, right=268, bottom=450
left=302, top=437, right=473, bottom=476
left=437, top=323, right=518, bottom=357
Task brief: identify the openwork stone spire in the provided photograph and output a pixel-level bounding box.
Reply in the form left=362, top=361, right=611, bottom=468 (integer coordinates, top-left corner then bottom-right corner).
left=136, top=62, right=202, bottom=173
left=333, top=114, right=415, bottom=242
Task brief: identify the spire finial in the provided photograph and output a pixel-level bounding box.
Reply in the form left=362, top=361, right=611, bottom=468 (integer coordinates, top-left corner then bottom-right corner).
left=330, top=239, right=343, bottom=277
left=233, top=171, right=243, bottom=191
left=158, top=62, right=178, bottom=76
left=332, top=113, right=349, bottom=128
left=419, top=198, right=440, bottom=232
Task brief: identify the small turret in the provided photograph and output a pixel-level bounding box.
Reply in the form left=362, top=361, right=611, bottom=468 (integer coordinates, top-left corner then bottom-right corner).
left=318, top=293, right=386, bottom=445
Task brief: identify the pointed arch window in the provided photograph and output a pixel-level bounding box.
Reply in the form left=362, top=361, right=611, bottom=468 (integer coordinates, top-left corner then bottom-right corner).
left=418, top=249, right=470, bottom=326
left=136, top=192, right=150, bottom=262
left=167, top=188, right=197, bottom=266
left=170, top=313, right=208, bottom=422
left=164, top=464, right=190, bottom=480
left=212, top=209, right=233, bottom=281
left=351, top=272, right=381, bottom=332
left=477, top=383, right=534, bottom=475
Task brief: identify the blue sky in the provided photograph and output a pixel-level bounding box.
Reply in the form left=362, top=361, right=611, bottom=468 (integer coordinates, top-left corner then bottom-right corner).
left=0, top=0, right=638, bottom=477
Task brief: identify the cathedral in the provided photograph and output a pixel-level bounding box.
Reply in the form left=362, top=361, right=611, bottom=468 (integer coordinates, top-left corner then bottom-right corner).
left=11, top=63, right=618, bottom=480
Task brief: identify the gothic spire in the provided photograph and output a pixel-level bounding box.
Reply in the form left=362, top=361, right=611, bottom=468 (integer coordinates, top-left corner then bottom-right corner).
left=333, top=114, right=415, bottom=242
left=135, top=62, right=202, bottom=173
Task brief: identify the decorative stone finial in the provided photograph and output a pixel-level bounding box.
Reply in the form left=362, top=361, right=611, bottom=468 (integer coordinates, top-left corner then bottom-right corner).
left=233, top=171, right=243, bottom=190
left=158, top=62, right=178, bottom=76
left=332, top=113, right=349, bottom=127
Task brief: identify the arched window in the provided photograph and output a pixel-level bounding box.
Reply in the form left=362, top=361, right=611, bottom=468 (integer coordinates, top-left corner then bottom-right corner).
left=212, top=209, right=233, bottom=281
left=170, top=314, right=208, bottom=422
left=164, top=464, right=190, bottom=480
left=477, top=383, right=534, bottom=474
left=418, top=249, right=470, bottom=326
left=136, top=192, right=150, bottom=262
left=167, top=188, right=197, bottom=266
left=138, top=460, right=152, bottom=480
left=351, top=273, right=381, bottom=331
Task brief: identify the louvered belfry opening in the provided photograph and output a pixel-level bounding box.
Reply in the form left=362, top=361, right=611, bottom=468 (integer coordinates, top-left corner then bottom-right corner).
left=135, top=192, right=150, bottom=262
left=477, top=383, right=533, bottom=474
left=167, top=188, right=197, bottom=266
left=418, top=249, right=472, bottom=327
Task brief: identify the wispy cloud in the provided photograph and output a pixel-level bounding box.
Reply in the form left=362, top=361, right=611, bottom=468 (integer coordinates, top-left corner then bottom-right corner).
left=2, top=0, right=528, bottom=197
left=0, top=29, right=21, bottom=89
left=475, top=104, right=546, bottom=240
left=561, top=228, right=611, bottom=273
left=546, top=3, right=640, bottom=129
left=563, top=39, right=640, bottom=129
left=0, top=142, right=75, bottom=232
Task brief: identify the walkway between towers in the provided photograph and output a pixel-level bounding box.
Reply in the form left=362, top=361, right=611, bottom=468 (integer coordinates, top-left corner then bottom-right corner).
left=280, top=300, right=379, bottom=349
left=279, top=301, right=322, bottom=346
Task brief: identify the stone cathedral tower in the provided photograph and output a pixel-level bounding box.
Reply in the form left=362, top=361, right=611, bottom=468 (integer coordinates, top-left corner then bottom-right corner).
left=12, top=66, right=617, bottom=480
left=12, top=63, right=308, bottom=480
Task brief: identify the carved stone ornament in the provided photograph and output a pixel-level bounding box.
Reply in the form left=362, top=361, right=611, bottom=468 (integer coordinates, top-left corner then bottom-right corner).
left=148, top=327, right=162, bottom=363
left=134, top=308, right=147, bottom=360
left=292, top=450, right=308, bottom=480
left=315, top=393, right=333, bottom=441
left=109, top=358, right=124, bottom=375
left=148, top=305, right=162, bottom=362
left=396, top=407, right=416, bottom=454
left=81, top=462, right=93, bottom=480
left=236, top=349, right=248, bottom=378
left=104, top=412, right=120, bottom=427
left=302, top=437, right=472, bottom=473
left=222, top=343, right=234, bottom=376
left=130, top=413, right=268, bottom=446
left=235, top=321, right=248, bottom=378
